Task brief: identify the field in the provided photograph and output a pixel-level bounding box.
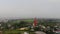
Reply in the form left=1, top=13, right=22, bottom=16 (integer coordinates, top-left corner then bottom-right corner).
left=3, top=30, right=35, bottom=34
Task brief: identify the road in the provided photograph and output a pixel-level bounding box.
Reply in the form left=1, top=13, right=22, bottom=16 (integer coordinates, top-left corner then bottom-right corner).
left=35, top=31, right=46, bottom=34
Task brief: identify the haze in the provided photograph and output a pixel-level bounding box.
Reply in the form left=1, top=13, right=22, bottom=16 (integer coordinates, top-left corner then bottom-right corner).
left=0, top=0, right=60, bottom=19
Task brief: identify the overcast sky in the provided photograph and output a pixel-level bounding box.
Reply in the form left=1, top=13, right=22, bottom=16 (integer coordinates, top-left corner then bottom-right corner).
left=0, top=0, right=60, bottom=19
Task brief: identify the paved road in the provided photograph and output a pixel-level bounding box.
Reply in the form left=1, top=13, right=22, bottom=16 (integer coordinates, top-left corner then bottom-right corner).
left=35, top=31, right=46, bottom=34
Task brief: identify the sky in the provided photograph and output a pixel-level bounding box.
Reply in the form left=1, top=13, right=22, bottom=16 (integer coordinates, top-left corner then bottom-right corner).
left=0, top=0, right=60, bottom=19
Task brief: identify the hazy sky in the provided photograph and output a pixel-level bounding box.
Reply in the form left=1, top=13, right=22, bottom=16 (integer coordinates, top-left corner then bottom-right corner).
left=0, top=0, right=60, bottom=19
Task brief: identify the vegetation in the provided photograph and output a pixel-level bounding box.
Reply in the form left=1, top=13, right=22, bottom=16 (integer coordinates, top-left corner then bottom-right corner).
left=3, top=30, right=35, bottom=34
left=0, top=19, right=60, bottom=34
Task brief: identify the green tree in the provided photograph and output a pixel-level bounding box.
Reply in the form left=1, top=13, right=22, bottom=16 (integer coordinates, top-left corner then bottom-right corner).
left=19, top=21, right=28, bottom=28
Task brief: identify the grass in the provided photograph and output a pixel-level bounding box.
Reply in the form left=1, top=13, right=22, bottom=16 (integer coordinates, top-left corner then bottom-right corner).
left=3, top=30, right=20, bottom=34
left=3, top=30, right=35, bottom=34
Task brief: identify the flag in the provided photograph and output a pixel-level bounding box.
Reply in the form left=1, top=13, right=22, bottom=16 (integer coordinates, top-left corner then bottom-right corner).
left=33, top=18, right=37, bottom=27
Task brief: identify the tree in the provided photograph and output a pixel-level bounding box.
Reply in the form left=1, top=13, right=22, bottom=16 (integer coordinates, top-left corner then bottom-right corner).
left=19, top=21, right=28, bottom=28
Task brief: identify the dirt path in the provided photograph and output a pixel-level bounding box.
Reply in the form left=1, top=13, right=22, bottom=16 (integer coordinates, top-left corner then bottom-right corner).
left=0, top=31, right=2, bottom=34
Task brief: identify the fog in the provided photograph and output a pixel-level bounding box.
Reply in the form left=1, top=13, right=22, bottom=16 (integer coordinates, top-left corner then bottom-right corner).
left=0, top=0, right=60, bottom=19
